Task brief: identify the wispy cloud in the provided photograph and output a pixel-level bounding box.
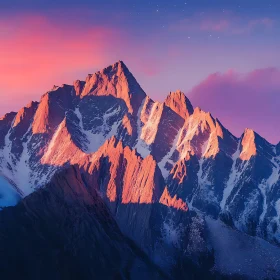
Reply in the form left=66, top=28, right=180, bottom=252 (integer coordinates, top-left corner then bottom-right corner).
left=169, top=12, right=276, bottom=34
left=232, top=17, right=275, bottom=34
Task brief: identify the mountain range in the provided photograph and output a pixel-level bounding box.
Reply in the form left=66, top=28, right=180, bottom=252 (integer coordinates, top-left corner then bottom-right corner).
left=0, top=61, right=280, bottom=279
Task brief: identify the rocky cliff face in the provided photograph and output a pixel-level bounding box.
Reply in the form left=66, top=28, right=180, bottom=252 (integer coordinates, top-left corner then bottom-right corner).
left=0, top=60, right=280, bottom=277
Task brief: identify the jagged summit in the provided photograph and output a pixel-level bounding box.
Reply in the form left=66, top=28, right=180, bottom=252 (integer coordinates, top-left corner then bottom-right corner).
left=164, top=90, right=194, bottom=119
left=80, top=60, right=146, bottom=114
left=103, top=60, right=127, bottom=72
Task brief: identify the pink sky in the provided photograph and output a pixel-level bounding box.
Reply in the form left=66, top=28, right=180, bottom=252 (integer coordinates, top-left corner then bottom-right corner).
left=0, top=15, right=123, bottom=111
left=0, top=14, right=166, bottom=113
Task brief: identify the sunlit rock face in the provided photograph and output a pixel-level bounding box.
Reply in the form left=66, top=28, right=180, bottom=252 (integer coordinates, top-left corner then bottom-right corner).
left=239, top=128, right=258, bottom=161
left=0, top=60, right=279, bottom=249
left=77, top=136, right=164, bottom=207
left=32, top=84, right=76, bottom=134
left=159, top=187, right=188, bottom=211
left=164, top=90, right=194, bottom=119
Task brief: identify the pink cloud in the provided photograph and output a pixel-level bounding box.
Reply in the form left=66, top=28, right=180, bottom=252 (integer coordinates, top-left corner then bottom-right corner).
left=188, top=68, right=280, bottom=143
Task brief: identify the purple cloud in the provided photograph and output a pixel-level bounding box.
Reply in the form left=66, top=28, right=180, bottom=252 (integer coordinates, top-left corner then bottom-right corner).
left=188, top=68, right=280, bottom=143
